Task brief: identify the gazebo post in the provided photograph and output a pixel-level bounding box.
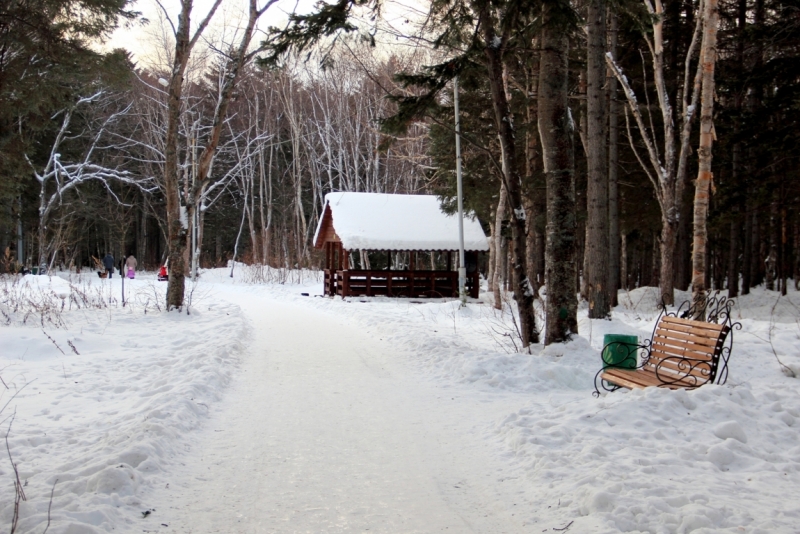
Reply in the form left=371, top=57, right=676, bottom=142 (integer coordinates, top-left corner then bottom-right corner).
left=388, top=253, right=393, bottom=295
left=366, top=251, right=373, bottom=296
left=409, top=251, right=416, bottom=297
left=342, top=248, right=350, bottom=296
left=324, top=243, right=330, bottom=295
left=430, top=252, right=436, bottom=293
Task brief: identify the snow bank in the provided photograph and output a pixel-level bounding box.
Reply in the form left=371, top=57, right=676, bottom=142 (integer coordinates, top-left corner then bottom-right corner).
left=0, top=273, right=249, bottom=532
left=18, top=274, right=72, bottom=299
left=495, top=382, right=800, bottom=532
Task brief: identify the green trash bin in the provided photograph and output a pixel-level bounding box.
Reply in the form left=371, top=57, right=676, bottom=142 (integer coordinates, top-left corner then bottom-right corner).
left=31, top=267, right=38, bottom=275
left=602, top=334, right=639, bottom=369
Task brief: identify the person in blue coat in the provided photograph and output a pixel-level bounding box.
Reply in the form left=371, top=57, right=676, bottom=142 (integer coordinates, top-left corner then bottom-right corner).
left=102, top=253, right=114, bottom=278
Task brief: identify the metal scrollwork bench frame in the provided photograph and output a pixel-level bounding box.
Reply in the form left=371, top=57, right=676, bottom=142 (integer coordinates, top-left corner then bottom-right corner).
left=594, top=294, right=742, bottom=396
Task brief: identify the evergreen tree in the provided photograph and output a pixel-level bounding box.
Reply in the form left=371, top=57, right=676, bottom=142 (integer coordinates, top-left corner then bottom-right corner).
left=0, top=0, right=135, bottom=260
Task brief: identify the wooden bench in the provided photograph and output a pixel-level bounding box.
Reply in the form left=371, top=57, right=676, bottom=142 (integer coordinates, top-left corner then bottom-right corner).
left=594, top=295, right=740, bottom=395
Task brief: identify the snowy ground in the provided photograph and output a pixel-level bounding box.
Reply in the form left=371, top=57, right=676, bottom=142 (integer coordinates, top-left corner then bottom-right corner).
left=1, top=267, right=799, bottom=533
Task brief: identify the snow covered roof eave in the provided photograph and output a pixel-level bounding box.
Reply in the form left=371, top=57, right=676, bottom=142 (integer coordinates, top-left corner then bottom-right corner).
left=312, top=192, right=489, bottom=252
left=312, top=202, right=330, bottom=249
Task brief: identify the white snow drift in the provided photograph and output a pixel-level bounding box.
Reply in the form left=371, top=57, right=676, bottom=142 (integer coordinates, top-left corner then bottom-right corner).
left=0, top=274, right=248, bottom=533
left=1, top=268, right=799, bottom=533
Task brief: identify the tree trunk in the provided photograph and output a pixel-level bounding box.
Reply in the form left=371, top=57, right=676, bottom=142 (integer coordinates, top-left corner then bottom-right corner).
left=248, top=168, right=259, bottom=264
left=752, top=209, right=763, bottom=286
left=780, top=197, right=787, bottom=296
left=524, top=61, right=541, bottom=299
left=607, top=11, right=620, bottom=307
left=488, top=220, right=495, bottom=295
left=691, top=0, right=719, bottom=316
left=585, top=0, right=609, bottom=318
left=766, top=192, right=778, bottom=291
left=742, top=198, right=753, bottom=294
left=620, top=231, right=628, bottom=290
left=675, top=193, right=692, bottom=291
left=197, top=208, right=206, bottom=268
left=793, top=207, right=799, bottom=290
left=493, top=184, right=507, bottom=310
left=539, top=3, right=578, bottom=344
left=164, top=37, right=191, bottom=309
left=164, top=0, right=223, bottom=310
left=477, top=6, right=538, bottom=345
left=728, top=214, right=740, bottom=297
left=523, top=196, right=538, bottom=298
left=652, top=232, right=661, bottom=287
left=727, top=0, right=747, bottom=298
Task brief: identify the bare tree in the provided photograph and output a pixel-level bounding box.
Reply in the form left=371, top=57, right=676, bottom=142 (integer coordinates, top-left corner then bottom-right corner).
left=186, top=0, right=281, bottom=275
left=605, top=0, right=706, bottom=305
left=27, top=92, right=151, bottom=266
left=162, top=0, right=224, bottom=310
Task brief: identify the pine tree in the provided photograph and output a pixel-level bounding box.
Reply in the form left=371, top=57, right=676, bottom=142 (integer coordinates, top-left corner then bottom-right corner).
left=539, top=0, right=578, bottom=343
left=0, top=0, right=134, bottom=259
left=584, top=0, right=610, bottom=318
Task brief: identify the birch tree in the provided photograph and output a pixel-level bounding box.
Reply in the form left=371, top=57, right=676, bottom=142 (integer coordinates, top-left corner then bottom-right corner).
left=605, top=0, right=706, bottom=305
left=691, top=0, right=719, bottom=314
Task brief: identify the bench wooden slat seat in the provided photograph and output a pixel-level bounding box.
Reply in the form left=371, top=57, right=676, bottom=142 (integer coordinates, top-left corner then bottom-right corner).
left=594, top=295, right=741, bottom=395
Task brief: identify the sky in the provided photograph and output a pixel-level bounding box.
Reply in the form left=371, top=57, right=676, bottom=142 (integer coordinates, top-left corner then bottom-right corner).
left=105, top=0, right=318, bottom=67
left=106, top=0, right=430, bottom=69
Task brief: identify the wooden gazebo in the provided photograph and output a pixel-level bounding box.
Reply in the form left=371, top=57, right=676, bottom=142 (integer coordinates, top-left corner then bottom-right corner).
left=313, top=192, right=490, bottom=298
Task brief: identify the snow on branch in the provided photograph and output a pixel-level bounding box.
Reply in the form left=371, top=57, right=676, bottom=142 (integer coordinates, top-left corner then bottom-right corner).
left=29, top=92, right=156, bottom=262
left=605, top=52, right=666, bottom=211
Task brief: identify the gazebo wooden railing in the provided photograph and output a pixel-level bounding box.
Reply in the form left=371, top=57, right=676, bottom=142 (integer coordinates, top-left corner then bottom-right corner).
left=314, top=192, right=490, bottom=299
left=324, top=269, right=479, bottom=298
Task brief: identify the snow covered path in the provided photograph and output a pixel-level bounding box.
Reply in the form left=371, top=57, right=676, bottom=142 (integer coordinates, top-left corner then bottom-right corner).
left=147, top=291, right=527, bottom=533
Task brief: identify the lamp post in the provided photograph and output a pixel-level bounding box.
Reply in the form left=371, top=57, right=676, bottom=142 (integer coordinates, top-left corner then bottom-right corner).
left=454, top=76, right=467, bottom=306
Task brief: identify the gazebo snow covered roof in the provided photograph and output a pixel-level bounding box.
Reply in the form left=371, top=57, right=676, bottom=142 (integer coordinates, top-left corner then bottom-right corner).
left=313, top=192, right=490, bottom=251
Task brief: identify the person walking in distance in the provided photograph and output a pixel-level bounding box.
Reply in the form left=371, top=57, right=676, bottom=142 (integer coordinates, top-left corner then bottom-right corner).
left=126, top=254, right=137, bottom=279
left=103, top=252, right=114, bottom=279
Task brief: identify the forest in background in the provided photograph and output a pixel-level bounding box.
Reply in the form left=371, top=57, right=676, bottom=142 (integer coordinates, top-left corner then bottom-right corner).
left=1, top=0, right=799, bottom=345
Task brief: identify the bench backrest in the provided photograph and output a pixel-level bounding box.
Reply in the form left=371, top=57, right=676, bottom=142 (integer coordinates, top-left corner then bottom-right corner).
left=645, top=315, right=731, bottom=387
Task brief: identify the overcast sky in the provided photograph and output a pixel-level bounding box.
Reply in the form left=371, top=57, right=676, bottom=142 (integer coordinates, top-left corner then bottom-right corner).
left=105, top=0, right=430, bottom=68
left=105, top=0, right=317, bottom=66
